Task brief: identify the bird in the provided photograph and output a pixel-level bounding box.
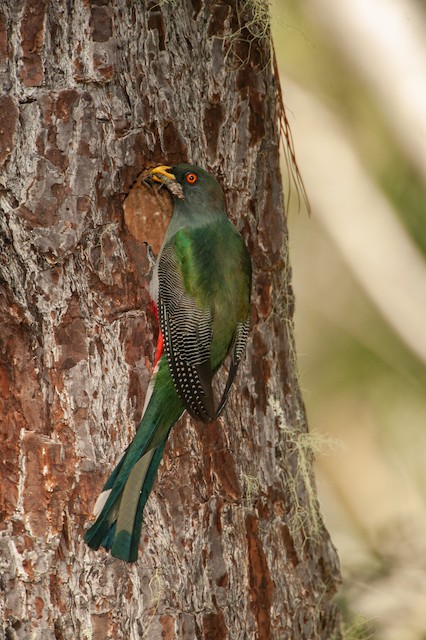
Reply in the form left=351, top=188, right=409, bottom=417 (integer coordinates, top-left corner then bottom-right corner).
left=84, top=163, right=252, bottom=562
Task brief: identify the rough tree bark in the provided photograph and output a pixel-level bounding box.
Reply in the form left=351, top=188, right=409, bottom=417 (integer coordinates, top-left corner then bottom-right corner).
left=0, top=1, right=341, bottom=639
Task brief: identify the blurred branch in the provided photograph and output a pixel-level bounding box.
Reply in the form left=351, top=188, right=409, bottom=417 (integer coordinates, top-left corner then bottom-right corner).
left=283, top=80, right=426, bottom=365
left=306, top=0, right=426, bottom=183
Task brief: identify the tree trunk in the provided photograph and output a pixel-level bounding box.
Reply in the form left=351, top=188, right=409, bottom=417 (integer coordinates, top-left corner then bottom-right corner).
left=0, top=1, right=341, bottom=639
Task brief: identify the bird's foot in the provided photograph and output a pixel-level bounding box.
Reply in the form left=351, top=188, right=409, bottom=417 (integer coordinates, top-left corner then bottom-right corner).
left=144, top=242, right=157, bottom=273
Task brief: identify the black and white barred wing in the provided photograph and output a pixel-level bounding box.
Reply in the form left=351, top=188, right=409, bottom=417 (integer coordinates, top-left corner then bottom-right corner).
left=158, top=242, right=215, bottom=423
left=212, top=317, right=250, bottom=421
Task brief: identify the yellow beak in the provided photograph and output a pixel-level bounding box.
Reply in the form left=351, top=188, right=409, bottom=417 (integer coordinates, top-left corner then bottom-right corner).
left=148, top=165, right=175, bottom=183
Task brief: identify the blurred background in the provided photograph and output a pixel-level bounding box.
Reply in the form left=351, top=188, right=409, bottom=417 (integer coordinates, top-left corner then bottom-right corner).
left=271, top=0, right=426, bottom=638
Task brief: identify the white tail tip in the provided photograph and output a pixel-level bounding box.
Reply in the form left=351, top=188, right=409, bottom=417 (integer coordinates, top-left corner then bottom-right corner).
left=93, top=489, right=112, bottom=518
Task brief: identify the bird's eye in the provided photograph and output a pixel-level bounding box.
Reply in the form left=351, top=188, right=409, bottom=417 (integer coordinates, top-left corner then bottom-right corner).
left=185, top=172, right=198, bottom=184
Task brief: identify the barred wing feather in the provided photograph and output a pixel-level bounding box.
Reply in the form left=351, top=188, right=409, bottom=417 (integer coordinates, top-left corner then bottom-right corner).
left=158, top=242, right=215, bottom=422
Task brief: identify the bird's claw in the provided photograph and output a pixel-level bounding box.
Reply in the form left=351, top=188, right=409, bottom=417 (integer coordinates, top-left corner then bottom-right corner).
left=144, top=242, right=156, bottom=272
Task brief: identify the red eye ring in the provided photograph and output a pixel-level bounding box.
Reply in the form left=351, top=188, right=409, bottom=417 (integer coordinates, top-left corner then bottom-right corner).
left=185, top=172, right=198, bottom=184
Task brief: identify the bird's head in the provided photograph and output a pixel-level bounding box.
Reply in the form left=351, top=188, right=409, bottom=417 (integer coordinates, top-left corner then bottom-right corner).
left=148, top=163, right=226, bottom=214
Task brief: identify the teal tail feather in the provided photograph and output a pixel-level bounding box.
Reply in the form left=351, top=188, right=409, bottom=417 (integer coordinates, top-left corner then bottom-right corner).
left=85, top=357, right=183, bottom=562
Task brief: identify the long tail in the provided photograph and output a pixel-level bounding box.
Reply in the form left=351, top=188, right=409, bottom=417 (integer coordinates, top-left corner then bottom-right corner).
left=84, top=355, right=184, bottom=562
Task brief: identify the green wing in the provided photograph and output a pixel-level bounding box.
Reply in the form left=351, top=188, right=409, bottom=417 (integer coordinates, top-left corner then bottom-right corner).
left=157, top=223, right=251, bottom=423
